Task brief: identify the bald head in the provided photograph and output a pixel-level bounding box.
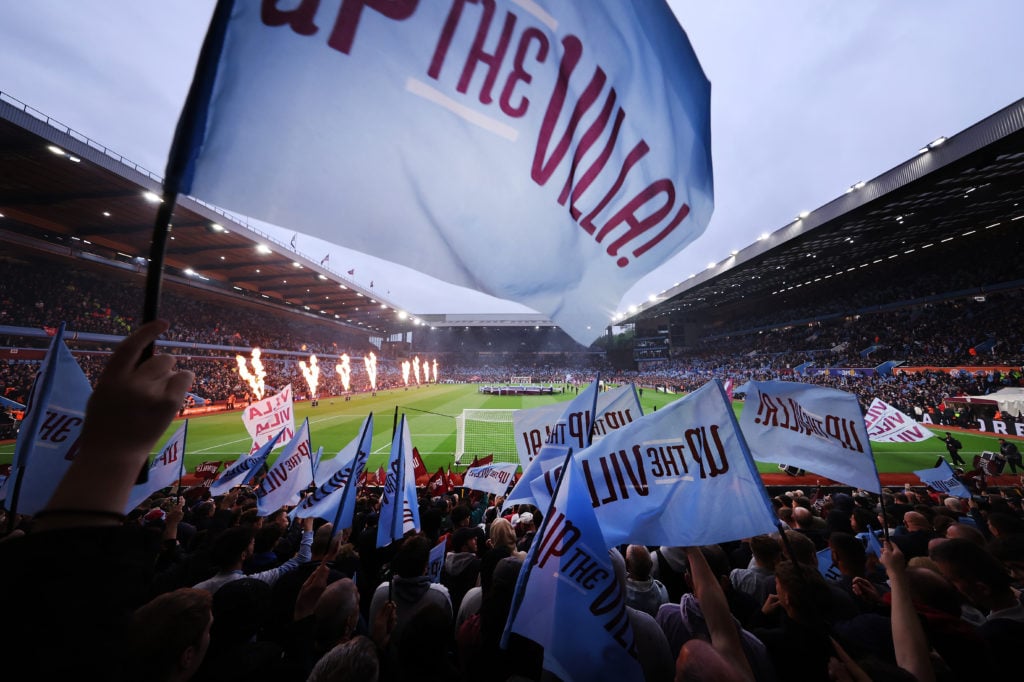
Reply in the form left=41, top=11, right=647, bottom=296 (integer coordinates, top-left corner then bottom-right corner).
left=903, top=511, right=929, bottom=531
left=792, top=506, right=813, bottom=528
left=314, top=578, right=360, bottom=648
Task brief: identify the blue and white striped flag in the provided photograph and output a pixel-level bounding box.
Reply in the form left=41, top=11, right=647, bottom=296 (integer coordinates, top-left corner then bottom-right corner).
left=292, top=414, right=373, bottom=536
left=174, top=0, right=713, bottom=345
left=377, top=414, right=421, bottom=547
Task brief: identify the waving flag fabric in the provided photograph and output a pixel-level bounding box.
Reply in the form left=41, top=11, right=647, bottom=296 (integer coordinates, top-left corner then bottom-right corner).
left=504, top=453, right=642, bottom=681
left=209, top=427, right=285, bottom=496
left=463, top=462, right=520, bottom=497
left=914, top=459, right=971, bottom=499
left=3, top=324, right=92, bottom=515
left=570, top=380, right=776, bottom=547
left=257, top=418, right=314, bottom=515
left=125, top=421, right=189, bottom=513
left=740, top=380, right=881, bottom=493
left=377, top=414, right=421, bottom=547
left=175, top=0, right=713, bottom=345
left=864, top=398, right=933, bottom=443
left=241, top=384, right=295, bottom=454
left=291, top=414, right=373, bottom=535
left=503, top=377, right=600, bottom=511
left=513, top=383, right=642, bottom=469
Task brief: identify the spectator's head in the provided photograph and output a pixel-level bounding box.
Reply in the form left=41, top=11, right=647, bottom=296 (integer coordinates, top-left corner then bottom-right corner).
left=943, top=497, right=963, bottom=515
left=986, top=511, right=1024, bottom=537
left=390, top=535, right=430, bottom=578
left=829, top=532, right=867, bottom=576
left=930, top=538, right=1014, bottom=611
left=945, top=522, right=985, bottom=545
left=306, top=635, right=379, bottom=682
left=675, top=638, right=748, bottom=682
left=902, top=511, right=930, bottom=532
left=210, top=527, right=255, bottom=569
left=127, top=588, right=213, bottom=682
left=450, top=504, right=472, bottom=528
left=792, top=506, right=813, bottom=528
left=313, top=578, right=360, bottom=651
left=773, top=560, right=831, bottom=625
left=210, top=578, right=272, bottom=650
left=749, top=534, right=782, bottom=570
left=488, top=517, right=516, bottom=552
left=450, top=526, right=479, bottom=554
left=780, top=529, right=816, bottom=567
left=989, top=533, right=1024, bottom=584
left=625, top=544, right=654, bottom=581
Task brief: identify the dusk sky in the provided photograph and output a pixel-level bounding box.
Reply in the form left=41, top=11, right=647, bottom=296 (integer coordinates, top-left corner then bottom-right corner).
left=1, top=1, right=1021, bottom=322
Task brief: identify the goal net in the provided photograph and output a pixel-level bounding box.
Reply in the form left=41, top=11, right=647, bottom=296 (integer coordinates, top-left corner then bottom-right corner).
left=509, top=376, right=532, bottom=385
left=454, top=408, right=518, bottom=465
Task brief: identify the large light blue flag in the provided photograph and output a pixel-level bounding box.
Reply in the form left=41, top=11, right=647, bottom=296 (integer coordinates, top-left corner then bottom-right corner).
left=740, top=380, right=881, bottom=493
left=291, top=414, right=373, bottom=536
left=3, top=323, right=92, bottom=516
left=503, top=377, right=600, bottom=511
left=175, top=0, right=713, bottom=345
left=570, top=380, right=777, bottom=547
left=209, top=427, right=285, bottom=496
left=377, top=414, right=421, bottom=547
left=913, top=459, right=971, bottom=499
left=125, top=421, right=189, bottom=513
left=504, top=453, right=642, bottom=681
left=257, top=418, right=314, bottom=515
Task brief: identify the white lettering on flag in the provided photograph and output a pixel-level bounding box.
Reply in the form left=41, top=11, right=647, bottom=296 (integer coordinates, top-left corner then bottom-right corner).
left=740, top=380, right=881, bottom=493
left=178, top=1, right=713, bottom=345
left=209, top=428, right=285, bottom=496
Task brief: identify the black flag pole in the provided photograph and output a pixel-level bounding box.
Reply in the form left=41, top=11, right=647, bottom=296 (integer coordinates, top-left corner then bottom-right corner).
left=136, top=0, right=234, bottom=485
left=141, top=0, right=235, bottom=356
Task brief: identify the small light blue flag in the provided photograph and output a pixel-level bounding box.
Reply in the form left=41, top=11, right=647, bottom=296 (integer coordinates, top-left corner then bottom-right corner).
left=377, top=414, right=421, bottom=547
left=913, top=459, right=972, bottom=499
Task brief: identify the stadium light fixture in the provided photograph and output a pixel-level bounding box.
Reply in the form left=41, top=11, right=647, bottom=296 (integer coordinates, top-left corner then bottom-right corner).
left=398, top=311, right=408, bottom=319
left=317, top=274, right=328, bottom=280
left=927, top=136, right=947, bottom=148
left=758, top=232, right=769, bottom=241
left=706, top=262, right=716, bottom=269
left=219, top=256, right=225, bottom=260
left=184, top=268, right=196, bottom=276
left=47, top=145, right=65, bottom=155
left=68, top=155, right=81, bottom=163
left=256, top=244, right=272, bottom=254
left=798, top=211, right=809, bottom=219
left=143, top=191, right=162, bottom=203
left=628, top=305, right=638, bottom=313
left=292, top=262, right=302, bottom=267
left=730, top=250, right=738, bottom=256
left=380, top=303, right=387, bottom=309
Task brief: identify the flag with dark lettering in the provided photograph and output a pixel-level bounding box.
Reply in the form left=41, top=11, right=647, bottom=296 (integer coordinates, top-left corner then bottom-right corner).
left=463, top=462, right=520, bottom=497
left=377, top=414, right=421, bottom=547
left=292, top=413, right=373, bottom=534
left=124, top=421, right=189, bottom=513
left=175, top=0, right=713, bottom=345
left=257, top=418, right=314, bottom=515
left=740, top=381, right=881, bottom=493
left=913, top=459, right=971, bottom=499
left=241, top=384, right=294, bottom=454
left=210, top=427, right=285, bottom=496
left=428, top=537, right=446, bottom=583
left=2, top=323, right=92, bottom=516
left=513, top=383, right=642, bottom=469
left=864, top=397, right=932, bottom=443
left=503, top=378, right=601, bottom=511
left=570, top=380, right=776, bottom=547
left=504, top=454, right=642, bottom=681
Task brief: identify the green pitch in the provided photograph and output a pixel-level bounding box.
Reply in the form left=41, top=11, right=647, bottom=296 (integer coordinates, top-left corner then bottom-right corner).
left=0, top=383, right=1009, bottom=475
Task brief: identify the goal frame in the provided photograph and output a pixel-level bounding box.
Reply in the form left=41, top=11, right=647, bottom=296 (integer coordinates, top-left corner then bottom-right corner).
left=454, top=408, right=518, bottom=465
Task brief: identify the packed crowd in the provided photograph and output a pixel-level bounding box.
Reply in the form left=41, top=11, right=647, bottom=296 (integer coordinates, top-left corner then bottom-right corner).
left=2, top=322, right=1023, bottom=681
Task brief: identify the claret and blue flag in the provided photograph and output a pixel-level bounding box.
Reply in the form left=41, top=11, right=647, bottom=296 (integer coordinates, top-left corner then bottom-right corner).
left=914, top=459, right=972, bottom=499
left=257, top=417, right=314, bottom=515
left=209, top=427, right=285, bottom=496
left=173, top=0, right=713, bottom=345
left=740, top=380, right=881, bottom=493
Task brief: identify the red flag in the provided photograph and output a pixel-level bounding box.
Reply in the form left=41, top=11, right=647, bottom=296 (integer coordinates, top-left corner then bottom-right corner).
left=412, top=447, right=429, bottom=482
left=477, top=454, right=494, bottom=468
left=193, top=461, right=222, bottom=480
left=376, top=465, right=386, bottom=484
left=446, top=465, right=461, bottom=488
left=428, top=467, right=449, bottom=495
